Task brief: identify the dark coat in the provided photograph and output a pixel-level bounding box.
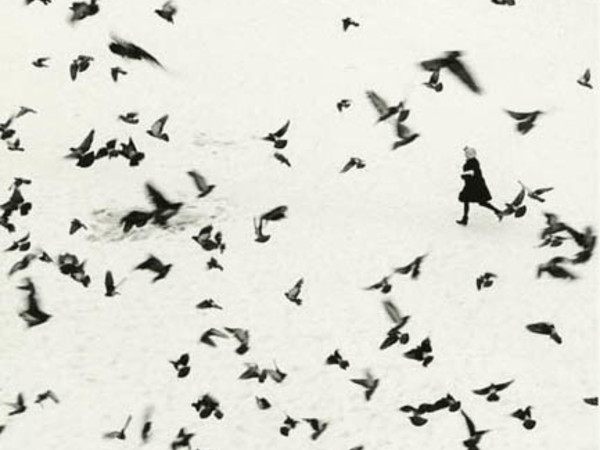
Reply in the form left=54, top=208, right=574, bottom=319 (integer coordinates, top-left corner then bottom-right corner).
left=458, top=158, right=492, bottom=203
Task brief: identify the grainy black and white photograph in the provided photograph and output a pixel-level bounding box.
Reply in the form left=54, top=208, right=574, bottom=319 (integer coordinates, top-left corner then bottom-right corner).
left=0, top=1, right=598, bottom=449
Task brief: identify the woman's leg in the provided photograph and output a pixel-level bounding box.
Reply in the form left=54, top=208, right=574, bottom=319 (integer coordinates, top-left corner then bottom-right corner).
left=479, top=202, right=503, bottom=220
left=457, top=202, right=469, bottom=225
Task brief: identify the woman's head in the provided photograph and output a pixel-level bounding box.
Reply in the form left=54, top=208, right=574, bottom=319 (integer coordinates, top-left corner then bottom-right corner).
left=463, top=146, right=477, bottom=159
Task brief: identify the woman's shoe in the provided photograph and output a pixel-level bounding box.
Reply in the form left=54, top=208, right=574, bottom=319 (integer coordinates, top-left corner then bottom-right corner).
left=495, top=211, right=504, bottom=222
left=456, top=218, right=468, bottom=226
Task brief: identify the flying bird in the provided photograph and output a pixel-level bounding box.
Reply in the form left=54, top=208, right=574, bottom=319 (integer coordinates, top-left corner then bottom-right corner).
left=170, top=428, right=195, bottom=450
left=423, top=69, right=443, bottom=92
left=199, top=328, right=228, bottom=347
left=263, top=121, right=290, bottom=149
left=69, top=55, right=94, bottom=81
left=303, top=418, right=328, bottom=440
left=537, top=257, right=577, bottom=280
left=109, top=36, right=163, bottom=67
left=366, top=90, right=404, bottom=123
left=393, top=254, right=427, bottom=279
left=351, top=371, right=379, bottom=401
left=326, top=349, right=349, bottom=369
left=404, top=337, right=433, bottom=367
left=155, top=1, right=177, bottom=23
left=103, top=415, right=132, bottom=440
left=511, top=406, right=536, bottom=429
left=69, top=218, right=87, bottom=235
left=119, top=112, right=139, bottom=124
left=472, top=380, right=514, bottom=402
left=169, top=353, right=190, bottom=378
left=118, top=137, right=145, bottom=166
left=491, top=0, right=516, bottom=5
left=104, top=270, right=120, bottom=297
left=32, top=57, right=50, bottom=68
left=4, top=233, right=31, bottom=252
left=69, top=0, right=99, bottom=23
left=66, top=129, right=95, bottom=167
left=34, top=390, right=60, bottom=406
left=187, top=170, right=215, bottom=197
left=254, top=205, right=288, bottom=242
left=135, top=255, right=172, bottom=282
left=273, top=152, right=291, bottom=167
left=505, top=110, right=544, bottom=135
left=364, top=276, right=392, bottom=294
left=192, top=225, right=225, bottom=252
left=517, top=180, right=554, bottom=203
left=526, top=322, right=563, bottom=344
left=577, top=69, right=593, bottom=89
left=279, top=415, right=299, bottom=436
left=501, top=186, right=527, bottom=218
left=7, top=393, right=26, bottom=416
left=146, top=182, right=183, bottom=225
left=461, top=410, right=490, bottom=450
left=392, top=106, right=420, bottom=149
left=340, top=157, right=366, bottom=173
left=111, top=66, right=127, bottom=82
left=336, top=99, right=352, bottom=111
left=256, top=396, right=271, bottom=410
left=147, top=115, right=170, bottom=141
left=196, top=298, right=223, bottom=310
left=420, top=51, right=482, bottom=94
left=224, top=327, right=250, bottom=354
left=342, top=17, right=359, bottom=31
left=476, top=272, right=497, bottom=290
left=18, top=278, right=51, bottom=327
left=284, top=278, right=304, bottom=305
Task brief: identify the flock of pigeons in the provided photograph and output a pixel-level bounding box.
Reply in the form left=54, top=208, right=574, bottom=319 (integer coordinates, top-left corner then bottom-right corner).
left=1, top=1, right=598, bottom=449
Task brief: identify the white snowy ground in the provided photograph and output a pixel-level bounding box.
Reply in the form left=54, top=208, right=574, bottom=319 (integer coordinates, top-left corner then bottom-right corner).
left=0, top=1, right=598, bottom=449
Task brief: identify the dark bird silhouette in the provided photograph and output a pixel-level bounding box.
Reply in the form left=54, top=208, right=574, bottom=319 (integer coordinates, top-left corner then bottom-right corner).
left=365, top=275, right=392, bottom=293
left=518, top=180, right=554, bottom=203
left=103, top=415, right=132, bottom=440
left=326, top=349, right=349, bottom=369
left=7, top=139, right=25, bottom=152
left=577, top=69, right=593, bottom=89
left=191, top=394, right=223, bottom=419
left=147, top=115, right=169, bottom=141
left=256, top=397, right=271, bottom=410
left=476, top=272, right=497, bottom=290
left=340, top=157, right=366, bottom=173
left=7, top=393, right=26, bottom=416
left=66, top=129, right=95, bottom=167
left=501, top=186, right=527, bottom=218
left=140, top=407, right=153, bottom=443
left=239, top=363, right=262, bottom=381
left=273, top=152, right=291, bottom=167
left=526, top=322, right=562, bottom=344
left=109, top=36, right=163, bottom=67
left=224, top=327, right=250, bottom=354
left=95, top=139, right=120, bottom=159
left=393, top=254, right=427, bottom=279
left=366, top=90, right=404, bottom=123
left=420, top=51, right=482, bottom=94
left=461, top=410, right=490, bottom=450
left=254, top=205, right=288, bottom=242
left=423, top=69, right=443, bottom=92
left=583, top=397, right=598, bottom=406
left=399, top=405, right=428, bottom=426
left=263, top=121, right=290, bottom=149
left=505, top=110, right=544, bottom=135
left=135, top=255, right=172, bottom=282
left=192, top=225, right=225, bottom=252
left=155, top=1, right=177, bottom=23
left=196, top=298, right=223, bottom=310
left=170, top=353, right=190, bottom=378
left=187, top=170, right=215, bottom=197
left=404, top=337, right=433, bottom=367
left=34, top=390, right=60, bottom=406
left=380, top=300, right=411, bottom=349
left=279, top=415, right=299, bottom=436
left=170, top=428, right=194, bottom=450
left=537, top=257, right=577, bottom=280
left=119, top=112, right=139, bottom=124
left=8, top=253, right=37, bottom=276
left=111, top=66, right=127, bottom=82
left=491, top=0, right=516, bottom=5
left=284, top=278, right=304, bottom=305
left=69, top=218, right=87, bottom=235
left=207, top=256, right=224, bottom=271
left=70, top=55, right=94, bottom=81
left=104, top=270, right=120, bottom=297
left=392, top=105, right=420, bottom=149
left=146, top=182, right=183, bottom=225
left=263, top=361, right=287, bottom=383
left=337, top=99, right=352, bottom=111
left=32, top=57, right=50, bottom=68
left=18, top=278, right=51, bottom=327
left=120, top=210, right=154, bottom=232
left=342, top=17, right=359, bottom=31
left=69, top=0, right=99, bottom=23
left=15, top=106, right=37, bottom=119
left=303, top=418, right=328, bottom=440
left=199, top=328, right=228, bottom=347
left=511, top=406, right=536, bottom=429
left=118, top=137, right=145, bottom=166
left=351, top=371, right=379, bottom=401
left=472, top=380, right=514, bottom=402
left=5, top=233, right=31, bottom=252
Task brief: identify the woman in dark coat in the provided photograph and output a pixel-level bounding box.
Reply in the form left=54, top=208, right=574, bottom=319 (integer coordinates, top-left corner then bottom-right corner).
left=457, top=147, right=503, bottom=225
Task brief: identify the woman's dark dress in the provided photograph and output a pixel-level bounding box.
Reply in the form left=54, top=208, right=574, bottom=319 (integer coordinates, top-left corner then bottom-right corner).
left=458, top=158, right=492, bottom=203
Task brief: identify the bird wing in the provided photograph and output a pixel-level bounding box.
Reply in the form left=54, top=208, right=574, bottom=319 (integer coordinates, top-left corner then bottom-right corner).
left=187, top=170, right=209, bottom=192
left=136, top=256, right=160, bottom=271
left=382, top=300, right=402, bottom=324
left=150, top=115, right=168, bottom=135
left=105, top=271, right=115, bottom=291
left=511, top=187, right=526, bottom=207
left=495, top=380, right=514, bottom=391
left=526, top=322, right=552, bottom=335
left=351, top=378, right=370, bottom=388
left=505, top=110, right=533, bottom=120
left=273, top=120, right=290, bottom=138
left=531, top=187, right=554, bottom=196
left=429, top=69, right=440, bottom=84
left=461, top=411, right=477, bottom=436
left=472, top=386, right=492, bottom=395
left=76, top=129, right=95, bottom=153
left=70, top=61, right=78, bottom=80
left=421, top=338, right=432, bottom=352
left=261, top=205, right=288, bottom=222
left=340, top=159, right=356, bottom=173
left=366, top=90, right=390, bottom=116
left=447, top=58, right=481, bottom=93
left=145, top=183, right=171, bottom=209
left=420, top=56, right=445, bottom=72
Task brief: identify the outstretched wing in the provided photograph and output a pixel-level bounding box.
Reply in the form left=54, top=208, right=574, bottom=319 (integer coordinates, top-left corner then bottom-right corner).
left=461, top=411, right=477, bottom=436
left=447, top=58, right=481, bottom=94
left=382, top=300, right=402, bottom=324
left=366, top=90, right=390, bottom=116
left=505, top=110, right=532, bottom=120
left=273, top=120, right=290, bottom=138
left=526, top=322, right=552, bottom=335
left=150, top=115, right=168, bottom=135
left=145, top=183, right=171, bottom=209
left=187, top=170, right=209, bottom=192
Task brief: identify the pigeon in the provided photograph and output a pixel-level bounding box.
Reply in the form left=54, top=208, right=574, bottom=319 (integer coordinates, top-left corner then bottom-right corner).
left=303, top=418, right=328, bottom=440
left=254, top=205, right=288, bottom=242
left=7, top=393, right=26, bottom=416
left=577, top=69, right=593, bottom=89
left=135, top=255, right=172, bottom=282
left=120, top=210, right=154, bottom=233
left=34, top=390, right=60, bottom=406
left=380, top=300, right=411, bottom=349
left=111, top=66, right=127, bottom=82
left=191, top=394, right=223, bottom=420
left=491, top=0, right=516, bottom=5
left=95, top=139, right=120, bottom=159
left=404, top=337, right=433, bottom=367
left=147, top=115, right=169, bottom=141
left=4, top=233, right=31, bottom=252
left=66, top=129, right=95, bottom=167
left=119, top=112, right=139, bottom=124
left=472, top=380, right=514, bottom=402
left=340, top=157, right=366, bottom=173
left=517, top=180, right=554, bottom=203
left=224, top=327, right=250, bottom=354
left=8, top=253, right=38, bottom=276
left=199, top=328, right=229, bottom=347
left=104, top=270, right=120, bottom=297
left=351, top=371, right=379, bottom=401
left=170, top=428, right=194, bottom=450
left=393, top=254, right=427, bottom=279
left=196, top=298, right=223, bottom=310
left=526, top=322, right=562, bottom=344
left=399, top=405, right=428, bottom=427
left=423, top=69, right=443, bottom=92
left=284, top=278, right=304, bottom=305
left=461, top=410, right=490, bottom=450
left=239, top=363, right=262, bottom=380
left=264, top=361, right=287, bottom=383
left=192, top=225, right=224, bottom=252
left=263, top=121, right=290, bottom=149
left=69, top=55, right=94, bottom=81
left=366, top=90, right=404, bottom=123
left=583, top=397, right=598, bottom=406
left=145, top=182, right=183, bottom=225
left=365, top=276, right=392, bottom=293
left=118, top=137, right=145, bottom=166
left=511, top=406, right=536, bottom=429
left=15, top=106, right=37, bottom=119
left=342, top=17, right=359, bottom=31
left=69, top=0, right=99, bottom=23
left=256, top=397, right=271, bottom=410
left=279, top=415, right=299, bottom=436
left=18, top=278, right=51, bottom=327
left=476, top=272, right=497, bottom=290
left=103, top=415, right=132, bottom=440
left=109, top=36, right=163, bottom=67
left=7, top=139, right=25, bottom=152
left=69, top=218, right=87, bottom=235
left=420, top=51, right=482, bottom=94
left=392, top=106, right=420, bottom=149
left=273, top=152, right=291, bottom=167
left=502, top=186, right=527, bottom=218
left=155, top=1, right=177, bottom=23
left=326, top=349, right=350, bottom=369
left=537, top=257, right=577, bottom=280
left=207, top=256, right=224, bottom=271
left=337, top=99, right=352, bottom=111
left=169, top=353, right=190, bottom=378
left=505, top=110, right=544, bottom=135
left=187, top=170, right=215, bottom=197
left=32, top=57, right=50, bottom=68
